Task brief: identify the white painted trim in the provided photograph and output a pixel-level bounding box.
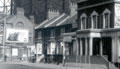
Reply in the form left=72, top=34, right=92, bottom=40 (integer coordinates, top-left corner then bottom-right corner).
left=80, top=13, right=87, bottom=30
left=35, top=19, right=49, bottom=29
left=90, top=11, right=99, bottom=29
left=56, top=16, right=70, bottom=26
left=102, top=8, right=111, bottom=28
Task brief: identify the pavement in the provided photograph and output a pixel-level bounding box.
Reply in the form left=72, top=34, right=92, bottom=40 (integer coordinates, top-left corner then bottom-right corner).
left=1, top=61, right=85, bottom=69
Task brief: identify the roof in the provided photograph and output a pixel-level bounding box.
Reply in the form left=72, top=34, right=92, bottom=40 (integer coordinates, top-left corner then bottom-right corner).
left=35, top=12, right=77, bottom=29
left=44, top=13, right=68, bottom=28
left=57, top=13, right=77, bottom=26
left=35, top=16, right=59, bottom=29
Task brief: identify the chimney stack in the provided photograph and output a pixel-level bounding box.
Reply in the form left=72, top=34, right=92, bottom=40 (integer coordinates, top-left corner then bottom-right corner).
left=48, top=8, right=60, bottom=19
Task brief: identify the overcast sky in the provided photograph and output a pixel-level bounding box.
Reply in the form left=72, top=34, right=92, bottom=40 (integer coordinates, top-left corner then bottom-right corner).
left=0, top=0, right=11, bottom=13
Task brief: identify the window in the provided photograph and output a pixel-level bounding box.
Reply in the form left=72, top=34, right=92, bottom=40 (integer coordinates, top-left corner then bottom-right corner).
left=51, top=29, right=55, bottom=37
left=80, top=13, right=87, bottom=29
left=102, top=8, right=111, bottom=28
left=61, top=28, right=65, bottom=35
left=91, top=11, right=98, bottom=29
left=104, top=13, right=109, bottom=28
left=92, top=15, right=97, bottom=29
left=81, top=17, right=86, bottom=29
left=16, top=22, right=24, bottom=28
left=38, top=31, right=42, bottom=39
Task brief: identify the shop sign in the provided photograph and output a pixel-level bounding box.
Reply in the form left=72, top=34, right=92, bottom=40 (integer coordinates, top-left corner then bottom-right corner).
left=63, top=36, right=72, bottom=42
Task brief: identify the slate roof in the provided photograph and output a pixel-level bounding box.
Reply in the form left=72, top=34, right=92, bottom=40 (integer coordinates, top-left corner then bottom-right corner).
left=35, top=12, right=77, bottom=29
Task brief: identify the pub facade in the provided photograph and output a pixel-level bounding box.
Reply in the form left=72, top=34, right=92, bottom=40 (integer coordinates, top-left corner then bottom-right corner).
left=76, top=0, right=120, bottom=64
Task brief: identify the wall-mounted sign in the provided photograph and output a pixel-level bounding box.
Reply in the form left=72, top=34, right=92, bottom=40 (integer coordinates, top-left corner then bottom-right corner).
left=0, top=36, right=2, bottom=44
left=36, top=43, right=42, bottom=54
left=115, top=4, right=120, bottom=28
left=63, top=36, right=72, bottom=42
left=6, top=29, right=29, bottom=43
left=12, top=48, right=18, bottom=56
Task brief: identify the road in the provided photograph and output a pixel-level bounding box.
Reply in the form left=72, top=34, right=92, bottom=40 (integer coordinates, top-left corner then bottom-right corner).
left=0, top=62, right=48, bottom=69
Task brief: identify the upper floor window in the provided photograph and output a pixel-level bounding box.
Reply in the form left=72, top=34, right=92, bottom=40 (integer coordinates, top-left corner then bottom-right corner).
left=102, top=8, right=111, bottom=28
left=16, top=22, right=24, bottom=28
left=51, top=29, right=55, bottom=37
left=38, top=31, right=42, bottom=39
left=61, top=28, right=65, bottom=35
left=80, top=13, right=87, bottom=29
left=90, top=11, right=98, bottom=29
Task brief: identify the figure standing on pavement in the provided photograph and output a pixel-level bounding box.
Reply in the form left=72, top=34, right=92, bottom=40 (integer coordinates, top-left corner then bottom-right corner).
left=4, top=55, right=7, bottom=62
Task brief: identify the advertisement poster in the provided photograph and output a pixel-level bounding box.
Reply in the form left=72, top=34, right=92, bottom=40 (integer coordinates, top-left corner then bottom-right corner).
left=115, top=4, right=120, bottom=28
left=0, top=36, right=2, bottom=44
left=12, top=48, right=18, bottom=56
left=6, top=29, right=29, bottom=43
left=36, top=43, right=42, bottom=54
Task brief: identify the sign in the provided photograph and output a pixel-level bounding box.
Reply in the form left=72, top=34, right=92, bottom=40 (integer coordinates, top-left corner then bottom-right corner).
left=36, top=43, right=42, bottom=54
left=63, top=36, right=72, bottom=42
left=12, top=48, right=18, bottom=56
left=0, top=36, right=2, bottom=44
left=6, top=29, right=29, bottom=43
left=50, top=42, right=55, bottom=54
left=115, top=4, right=120, bottom=28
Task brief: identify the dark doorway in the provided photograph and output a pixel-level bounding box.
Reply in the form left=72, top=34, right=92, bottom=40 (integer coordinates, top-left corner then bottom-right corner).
left=93, top=38, right=101, bottom=55
left=102, top=37, right=112, bottom=61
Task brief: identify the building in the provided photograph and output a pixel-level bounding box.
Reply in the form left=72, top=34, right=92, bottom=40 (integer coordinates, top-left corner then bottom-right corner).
left=13, top=0, right=71, bottom=24
left=0, top=8, right=34, bottom=61
left=63, top=0, right=120, bottom=68
left=35, top=0, right=77, bottom=63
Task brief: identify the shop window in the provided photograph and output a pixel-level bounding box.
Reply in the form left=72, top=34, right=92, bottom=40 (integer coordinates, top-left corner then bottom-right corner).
left=90, top=11, right=98, bottom=29
left=102, top=8, right=111, bottom=28
left=80, top=13, right=87, bottom=30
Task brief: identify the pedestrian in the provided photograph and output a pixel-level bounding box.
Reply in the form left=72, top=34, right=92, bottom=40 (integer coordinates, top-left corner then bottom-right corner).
left=4, top=55, right=7, bottom=62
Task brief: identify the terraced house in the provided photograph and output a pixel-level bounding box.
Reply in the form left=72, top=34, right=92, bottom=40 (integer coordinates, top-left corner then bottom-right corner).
left=35, top=0, right=77, bottom=63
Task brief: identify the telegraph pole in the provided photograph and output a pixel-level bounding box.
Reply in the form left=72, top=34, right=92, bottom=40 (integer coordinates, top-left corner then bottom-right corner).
left=3, top=18, right=6, bottom=62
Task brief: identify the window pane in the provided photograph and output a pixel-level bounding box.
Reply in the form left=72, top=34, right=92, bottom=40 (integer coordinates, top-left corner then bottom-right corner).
left=93, top=15, right=97, bottom=29
left=82, top=17, right=86, bottom=29
left=105, top=13, right=109, bottom=28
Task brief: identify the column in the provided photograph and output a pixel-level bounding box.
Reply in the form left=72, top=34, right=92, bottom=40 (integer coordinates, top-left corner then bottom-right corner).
left=112, top=37, right=117, bottom=62
left=85, top=38, right=88, bottom=55
left=75, top=38, right=79, bottom=63
left=76, top=38, right=79, bottom=56
left=80, top=38, right=83, bottom=55
left=62, top=42, right=65, bottom=66
left=89, top=37, right=93, bottom=55
left=100, top=39, right=103, bottom=56
left=10, top=46, right=12, bottom=61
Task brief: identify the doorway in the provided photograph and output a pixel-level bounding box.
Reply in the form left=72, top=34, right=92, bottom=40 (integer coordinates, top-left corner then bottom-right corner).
left=93, top=38, right=101, bottom=55
left=102, top=37, right=112, bottom=61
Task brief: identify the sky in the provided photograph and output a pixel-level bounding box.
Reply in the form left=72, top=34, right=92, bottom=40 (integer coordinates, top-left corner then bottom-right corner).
left=0, top=0, right=11, bottom=14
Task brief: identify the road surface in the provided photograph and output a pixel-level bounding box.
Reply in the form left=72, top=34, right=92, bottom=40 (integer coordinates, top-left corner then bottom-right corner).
left=0, top=62, right=48, bottom=69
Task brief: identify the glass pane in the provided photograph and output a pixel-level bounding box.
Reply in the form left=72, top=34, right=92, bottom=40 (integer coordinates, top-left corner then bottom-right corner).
left=105, top=13, right=109, bottom=28
left=93, top=15, right=97, bottom=29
